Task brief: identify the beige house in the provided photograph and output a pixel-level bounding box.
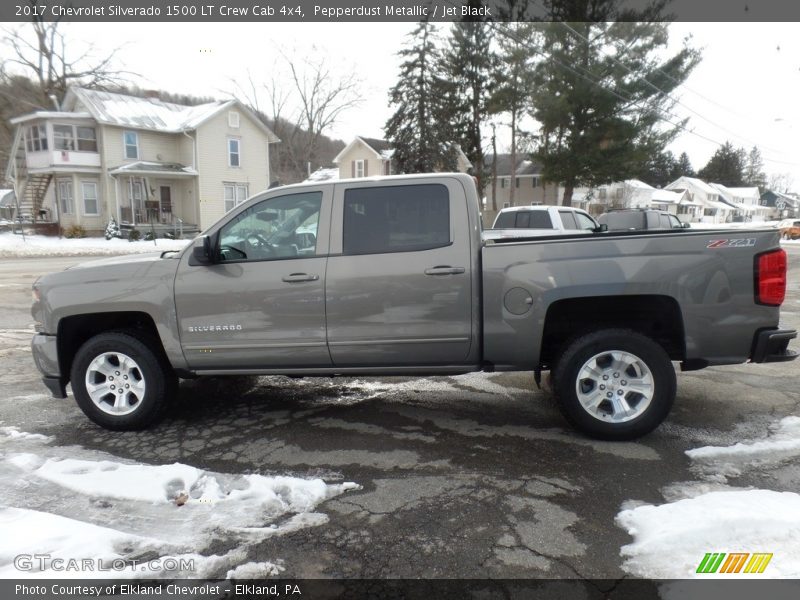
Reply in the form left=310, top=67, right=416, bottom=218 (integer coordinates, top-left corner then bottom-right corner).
left=5, top=87, right=279, bottom=235
left=483, top=154, right=561, bottom=224
left=333, top=136, right=472, bottom=181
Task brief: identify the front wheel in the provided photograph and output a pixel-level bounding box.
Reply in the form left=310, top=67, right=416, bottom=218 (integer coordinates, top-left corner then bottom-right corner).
left=552, top=329, right=676, bottom=440
left=71, top=331, right=175, bottom=431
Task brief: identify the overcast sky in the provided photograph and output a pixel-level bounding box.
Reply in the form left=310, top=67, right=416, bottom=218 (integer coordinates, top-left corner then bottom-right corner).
left=7, top=21, right=800, bottom=188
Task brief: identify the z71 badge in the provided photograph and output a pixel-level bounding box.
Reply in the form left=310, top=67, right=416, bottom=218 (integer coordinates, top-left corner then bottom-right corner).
left=707, top=238, right=756, bottom=248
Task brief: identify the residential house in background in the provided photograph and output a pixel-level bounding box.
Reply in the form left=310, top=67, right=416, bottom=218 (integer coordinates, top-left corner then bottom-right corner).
left=333, top=135, right=472, bottom=181
left=333, top=136, right=394, bottom=179
left=483, top=154, right=561, bottom=224
left=664, top=176, right=734, bottom=223
left=710, top=184, right=769, bottom=222
left=0, top=188, right=14, bottom=221
left=760, top=190, right=800, bottom=219
left=5, top=87, right=279, bottom=235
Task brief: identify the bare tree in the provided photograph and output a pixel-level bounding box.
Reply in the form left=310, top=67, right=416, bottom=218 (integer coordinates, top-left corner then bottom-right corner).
left=230, top=47, right=362, bottom=182
left=2, top=1, right=135, bottom=108
left=768, top=172, right=795, bottom=194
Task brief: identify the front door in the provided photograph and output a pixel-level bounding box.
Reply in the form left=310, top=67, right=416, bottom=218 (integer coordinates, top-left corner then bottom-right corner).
left=325, top=179, right=474, bottom=367
left=174, top=187, right=332, bottom=369
left=159, top=185, right=172, bottom=223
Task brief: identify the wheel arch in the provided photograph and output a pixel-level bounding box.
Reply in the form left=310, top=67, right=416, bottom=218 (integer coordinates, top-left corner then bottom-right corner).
left=540, top=294, right=686, bottom=369
left=57, top=311, right=168, bottom=384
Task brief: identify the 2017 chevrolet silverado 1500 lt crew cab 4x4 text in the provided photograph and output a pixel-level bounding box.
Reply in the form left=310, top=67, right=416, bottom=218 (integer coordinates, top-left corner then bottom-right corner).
left=31, top=173, right=797, bottom=440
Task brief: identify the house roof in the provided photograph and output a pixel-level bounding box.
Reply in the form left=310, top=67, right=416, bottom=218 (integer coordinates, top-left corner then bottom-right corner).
left=666, top=176, right=719, bottom=196
left=108, top=161, right=198, bottom=177
left=651, top=189, right=686, bottom=204
left=333, top=136, right=390, bottom=163
left=725, top=186, right=760, bottom=200
left=625, top=179, right=655, bottom=190
left=9, top=111, right=93, bottom=125
left=486, top=154, right=544, bottom=177
left=61, top=87, right=279, bottom=141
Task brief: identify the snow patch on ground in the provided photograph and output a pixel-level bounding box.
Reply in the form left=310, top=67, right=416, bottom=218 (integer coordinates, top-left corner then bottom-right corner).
left=0, top=428, right=359, bottom=578
left=0, top=426, right=51, bottom=442
left=0, top=232, right=190, bottom=258
left=616, top=489, right=800, bottom=578
left=617, top=416, right=800, bottom=578
left=686, top=416, right=800, bottom=480
left=226, top=560, right=286, bottom=579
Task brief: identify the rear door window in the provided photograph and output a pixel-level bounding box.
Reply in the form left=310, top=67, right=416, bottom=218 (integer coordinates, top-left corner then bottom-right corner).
left=559, top=210, right=578, bottom=229
left=343, top=184, right=450, bottom=255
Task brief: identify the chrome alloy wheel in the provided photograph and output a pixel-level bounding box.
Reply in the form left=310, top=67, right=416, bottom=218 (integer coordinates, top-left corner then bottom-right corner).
left=575, top=350, right=654, bottom=423
left=84, top=352, right=146, bottom=416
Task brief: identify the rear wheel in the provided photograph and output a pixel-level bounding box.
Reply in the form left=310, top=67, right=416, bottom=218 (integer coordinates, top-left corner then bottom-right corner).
left=70, top=331, right=175, bottom=430
left=552, top=329, right=676, bottom=440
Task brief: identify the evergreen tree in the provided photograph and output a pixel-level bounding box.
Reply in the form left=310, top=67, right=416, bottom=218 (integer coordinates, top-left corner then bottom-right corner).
left=104, top=218, right=121, bottom=240
left=441, top=22, right=495, bottom=190
left=673, top=152, right=695, bottom=179
left=489, top=23, right=536, bottom=206
left=529, top=3, right=700, bottom=205
left=743, top=146, right=767, bottom=191
left=639, top=150, right=677, bottom=187
left=385, top=23, right=455, bottom=174
left=698, top=141, right=746, bottom=186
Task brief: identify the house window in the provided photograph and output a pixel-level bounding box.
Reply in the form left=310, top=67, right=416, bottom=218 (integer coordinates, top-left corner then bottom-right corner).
left=81, top=181, right=99, bottom=215
left=57, top=179, right=73, bottom=215
left=53, top=125, right=75, bottom=150
left=25, top=124, right=47, bottom=152
left=228, top=138, right=240, bottom=167
left=123, top=131, right=139, bottom=159
left=384, top=160, right=391, bottom=176
left=224, top=183, right=248, bottom=212
left=515, top=178, right=520, bottom=188
left=501, top=178, right=507, bottom=189
left=355, top=159, right=365, bottom=178
left=76, top=127, right=97, bottom=151
left=532, top=177, right=539, bottom=187
left=228, top=111, right=240, bottom=128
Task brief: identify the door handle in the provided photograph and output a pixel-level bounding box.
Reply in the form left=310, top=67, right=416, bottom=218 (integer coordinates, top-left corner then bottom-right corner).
left=424, top=266, right=466, bottom=276
left=281, top=273, right=319, bottom=283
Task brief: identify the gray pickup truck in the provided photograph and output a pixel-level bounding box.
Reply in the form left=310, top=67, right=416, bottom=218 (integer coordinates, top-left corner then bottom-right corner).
left=31, top=173, right=797, bottom=440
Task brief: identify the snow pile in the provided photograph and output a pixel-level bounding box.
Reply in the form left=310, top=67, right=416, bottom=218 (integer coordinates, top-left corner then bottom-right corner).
left=0, top=232, right=190, bottom=258
left=0, top=426, right=51, bottom=442
left=226, top=560, right=286, bottom=579
left=0, top=432, right=359, bottom=578
left=686, top=416, right=800, bottom=481
left=616, top=490, right=800, bottom=578
left=616, top=416, right=800, bottom=578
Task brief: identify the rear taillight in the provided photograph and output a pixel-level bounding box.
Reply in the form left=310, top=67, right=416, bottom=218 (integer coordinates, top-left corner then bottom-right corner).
left=755, top=249, right=787, bottom=306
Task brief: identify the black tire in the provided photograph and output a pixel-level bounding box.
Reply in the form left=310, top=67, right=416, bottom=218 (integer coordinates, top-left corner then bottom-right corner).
left=70, top=331, right=176, bottom=431
left=552, top=329, right=676, bottom=440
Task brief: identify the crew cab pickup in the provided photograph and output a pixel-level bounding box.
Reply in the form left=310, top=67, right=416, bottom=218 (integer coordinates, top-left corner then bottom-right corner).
left=597, top=208, right=689, bottom=231
left=31, top=173, right=797, bottom=440
left=483, top=205, right=600, bottom=240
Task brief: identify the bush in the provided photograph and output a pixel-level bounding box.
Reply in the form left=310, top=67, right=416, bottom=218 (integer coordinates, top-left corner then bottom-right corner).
left=128, top=228, right=141, bottom=242
left=64, top=225, right=87, bottom=238
left=163, top=231, right=175, bottom=240
left=104, top=218, right=122, bottom=240
left=144, top=230, right=155, bottom=241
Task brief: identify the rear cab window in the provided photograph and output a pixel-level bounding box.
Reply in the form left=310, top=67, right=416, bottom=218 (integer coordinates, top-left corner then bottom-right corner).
left=558, top=210, right=578, bottom=229
left=342, top=184, right=450, bottom=255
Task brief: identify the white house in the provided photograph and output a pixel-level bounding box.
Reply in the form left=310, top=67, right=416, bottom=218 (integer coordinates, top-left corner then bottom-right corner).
left=664, top=176, right=734, bottom=224
left=5, top=87, right=280, bottom=235
left=710, top=184, right=769, bottom=222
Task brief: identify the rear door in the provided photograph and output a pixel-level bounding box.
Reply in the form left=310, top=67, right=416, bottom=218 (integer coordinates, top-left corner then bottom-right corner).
left=325, top=178, right=474, bottom=367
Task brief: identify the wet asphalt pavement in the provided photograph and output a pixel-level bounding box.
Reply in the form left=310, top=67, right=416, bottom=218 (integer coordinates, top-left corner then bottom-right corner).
left=0, top=249, right=798, bottom=580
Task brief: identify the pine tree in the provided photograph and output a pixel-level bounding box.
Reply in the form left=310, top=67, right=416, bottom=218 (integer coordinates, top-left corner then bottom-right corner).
left=743, top=146, right=767, bottom=191
left=489, top=23, right=536, bottom=206
left=385, top=23, right=455, bottom=174
left=698, top=142, right=746, bottom=186
left=639, top=150, right=677, bottom=187
left=673, top=152, right=695, bottom=179
left=529, top=6, right=700, bottom=205
left=441, top=22, right=496, bottom=189
left=104, top=218, right=121, bottom=240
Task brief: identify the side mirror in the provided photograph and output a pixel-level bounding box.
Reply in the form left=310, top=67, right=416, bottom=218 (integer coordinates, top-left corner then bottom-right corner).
left=190, top=235, right=215, bottom=265
left=682, top=222, right=691, bottom=229
left=594, top=224, right=608, bottom=232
